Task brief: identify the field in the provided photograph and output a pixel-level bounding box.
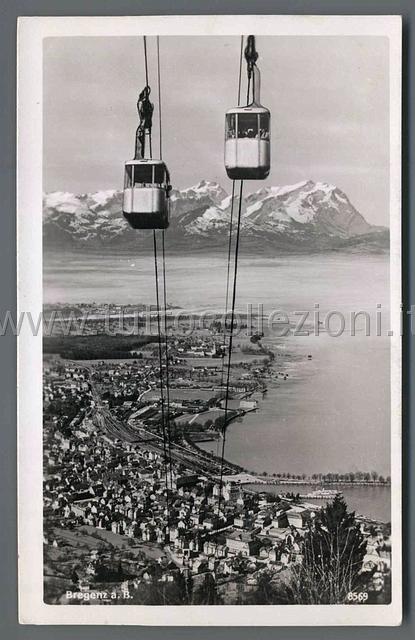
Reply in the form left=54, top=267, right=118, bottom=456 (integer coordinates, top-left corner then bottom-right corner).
left=142, top=387, right=220, bottom=402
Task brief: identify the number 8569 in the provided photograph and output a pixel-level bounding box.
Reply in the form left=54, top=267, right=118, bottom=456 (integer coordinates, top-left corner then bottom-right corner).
left=347, top=592, right=368, bottom=603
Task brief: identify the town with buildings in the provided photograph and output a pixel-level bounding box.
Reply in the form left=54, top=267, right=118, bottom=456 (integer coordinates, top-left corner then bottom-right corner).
left=43, top=304, right=392, bottom=605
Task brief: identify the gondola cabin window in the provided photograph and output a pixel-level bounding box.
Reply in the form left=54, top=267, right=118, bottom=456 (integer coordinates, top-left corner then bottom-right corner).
left=226, top=113, right=237, bottom=139
left=153, top=163, right=167, bottom=184
left=124, top=163, right=168, bottom=189
left=237, top=113, right=258, bottom=138
left=133, top=164, right=153, bottom=186
left=124, top=163, right=133, bottom=189
left=122, top=160, right=170, bottom=229
left=259, top=112, right=270, bottom=140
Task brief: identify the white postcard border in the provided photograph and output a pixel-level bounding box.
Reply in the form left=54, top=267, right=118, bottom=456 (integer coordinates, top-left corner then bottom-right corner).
left=17, top=14, right=402, bottom=626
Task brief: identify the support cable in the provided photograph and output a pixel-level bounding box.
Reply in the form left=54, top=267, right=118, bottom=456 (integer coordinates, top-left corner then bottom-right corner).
left=219, top=35, right=244, bottom=433
left=142, top=35, right=171, bottom=525
left=217, top=180, right=244, bottom=520
left=157, top=36, right=163, bottom=159
left=216, top=35, right=258, bottom=521
left=143, top=36, right=153, bottom=159
left=153, top=230, right=170, bottom=523
left=162, top=230, right=174, bottom=491
left=219, top=179, right=237, bottom=390
left=156, top=35, right=174, bottom=493
left=143, top=35, right=150, bottom=86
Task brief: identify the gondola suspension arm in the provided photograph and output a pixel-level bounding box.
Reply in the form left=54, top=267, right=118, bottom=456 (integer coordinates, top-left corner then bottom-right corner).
left=135, top=85, right=154, bottom=160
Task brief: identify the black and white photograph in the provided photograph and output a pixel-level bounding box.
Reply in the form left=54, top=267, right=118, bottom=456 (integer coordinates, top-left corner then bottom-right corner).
left=17, top=15, right=402, bottom=625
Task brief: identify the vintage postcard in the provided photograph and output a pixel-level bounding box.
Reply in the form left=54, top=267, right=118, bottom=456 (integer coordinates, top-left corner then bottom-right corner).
left=17, top=15, right=402, bottom=625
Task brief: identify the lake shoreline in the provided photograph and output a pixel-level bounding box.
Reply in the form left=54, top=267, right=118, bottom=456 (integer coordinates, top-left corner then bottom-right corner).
left=188, top=432, right=390, bottom=489
left=44, top=252, right=391, bottom=492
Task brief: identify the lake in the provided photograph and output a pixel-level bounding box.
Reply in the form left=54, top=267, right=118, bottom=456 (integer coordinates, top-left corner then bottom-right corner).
left=244, top=483, right=391, bottom=523
left=44, top=250, right=391, bottom=518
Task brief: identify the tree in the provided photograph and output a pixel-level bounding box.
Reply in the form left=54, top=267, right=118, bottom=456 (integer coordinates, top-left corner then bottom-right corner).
left=193, top=573, right=219, bottom=605
left=172, top=571, right=193, bottom=604
left=214, top=416, right=226, bottom=430
left=251, top=571, right=286, bottom=604
left=287, top=495, right=367, bottom=604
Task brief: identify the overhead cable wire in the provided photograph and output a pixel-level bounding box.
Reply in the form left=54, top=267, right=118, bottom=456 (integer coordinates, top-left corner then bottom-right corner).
left=153, top=230, right=171, bottom=518
left=143, top=36, right=153, bottom=159
left=143, top=35, right=170, bottom=524
left=157, top=36, right=163, bottom=160
left=217, top=180, right=244, bottom=520
left=217, top=35, right=245, bottom=485
left=157, top=35, right=174, bottom=493
left=219, top=35, right=245, bottom=391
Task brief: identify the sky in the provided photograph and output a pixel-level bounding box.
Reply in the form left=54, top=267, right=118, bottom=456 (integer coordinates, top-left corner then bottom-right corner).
left=44, top=35, right=389, bottom=225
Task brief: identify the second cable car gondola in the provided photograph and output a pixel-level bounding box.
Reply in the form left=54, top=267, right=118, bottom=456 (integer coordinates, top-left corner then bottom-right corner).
left=225, top=104, right=270, bottom=180
left=123, top=158, right=171, bottom=229
left=225, top=35, right=271, bottom=180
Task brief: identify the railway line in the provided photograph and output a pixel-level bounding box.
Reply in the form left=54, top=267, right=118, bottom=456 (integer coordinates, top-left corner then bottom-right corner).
left=87, top=368, right=236, bottom=479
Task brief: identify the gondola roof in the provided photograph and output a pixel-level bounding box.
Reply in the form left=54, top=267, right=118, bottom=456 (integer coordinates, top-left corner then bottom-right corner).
left=226, top=104, right=270, bottom=115
left=125, top=158, right=166, bottom=166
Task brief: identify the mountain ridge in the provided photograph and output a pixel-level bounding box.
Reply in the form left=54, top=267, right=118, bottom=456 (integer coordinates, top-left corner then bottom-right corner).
left=43, top=179, right=389, bottom=254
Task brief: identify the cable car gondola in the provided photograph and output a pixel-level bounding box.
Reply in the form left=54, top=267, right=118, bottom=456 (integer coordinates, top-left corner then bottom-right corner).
left=123, top=158, right=171, bottom=229
left=225, top=36, right=270, bottom=180
left=123, top=82, right=172, bottom=230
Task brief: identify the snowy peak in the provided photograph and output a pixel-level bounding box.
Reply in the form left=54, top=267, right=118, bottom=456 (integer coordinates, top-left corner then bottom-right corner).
left=240, top=180, right=368, bottom=235
left=171, top=181, right=228, bottom=207
left=87, top=189, right=122, bottom=214
left=44, top=189, right=122, bottom=216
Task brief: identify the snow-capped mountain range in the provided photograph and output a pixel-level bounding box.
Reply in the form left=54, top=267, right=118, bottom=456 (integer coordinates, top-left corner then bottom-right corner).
left=43, top=179, right=388, bottom=253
